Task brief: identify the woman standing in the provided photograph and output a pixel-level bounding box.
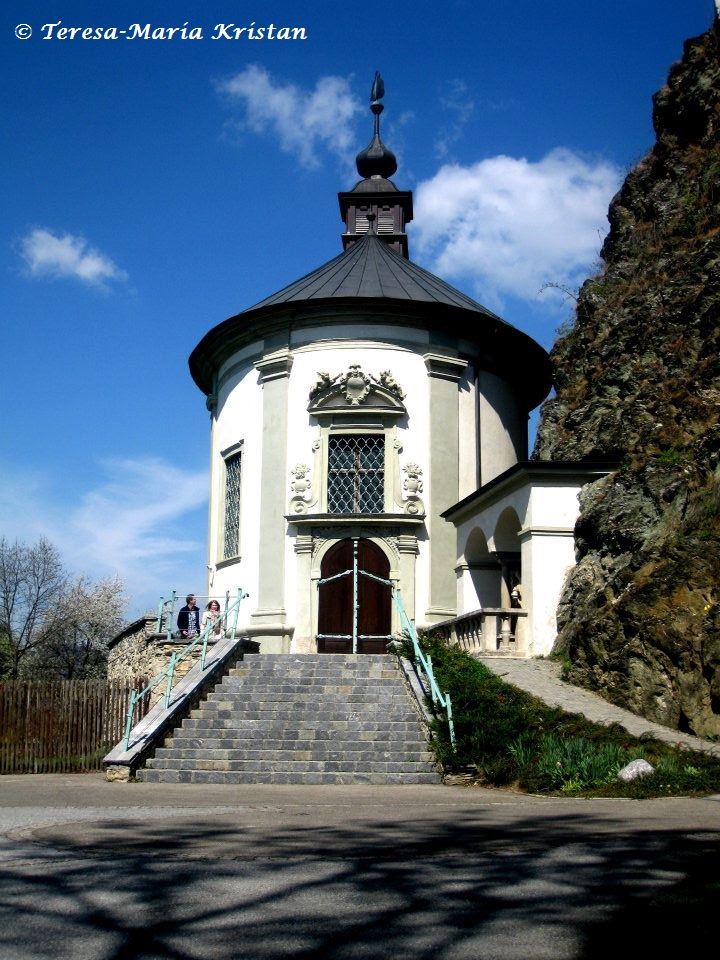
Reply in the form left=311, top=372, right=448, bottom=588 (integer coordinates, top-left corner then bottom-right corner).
left=201, top=599, right=223, bottom=638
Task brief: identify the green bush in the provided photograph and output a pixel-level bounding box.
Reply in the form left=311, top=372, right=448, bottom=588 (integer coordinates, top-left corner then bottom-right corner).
left=657, top=447, right=688, bottom=466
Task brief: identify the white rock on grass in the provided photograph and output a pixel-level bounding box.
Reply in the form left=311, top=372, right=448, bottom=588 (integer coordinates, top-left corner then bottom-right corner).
left=617, top=758, right=655, bottom=782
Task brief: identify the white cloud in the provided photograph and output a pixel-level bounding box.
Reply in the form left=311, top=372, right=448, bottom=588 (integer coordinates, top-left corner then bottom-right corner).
left=0, top=458, right=207, bottom=617
left=20, top=227, right=128, bottom=288
left=412, top=148, right=621, bottom=308
left=217, top=65, right=360, bottom=168
left=434, top=79, right=474, bottom=159
left=71, top=458, right=207, bottom=570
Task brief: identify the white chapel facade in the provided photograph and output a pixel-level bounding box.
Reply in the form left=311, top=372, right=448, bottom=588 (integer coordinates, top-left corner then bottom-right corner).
left=189, top=78, right=568, bottom=656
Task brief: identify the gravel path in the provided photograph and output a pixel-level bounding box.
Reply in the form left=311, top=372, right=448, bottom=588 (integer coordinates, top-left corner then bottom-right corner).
left=479, top=656, right=720, bottom=756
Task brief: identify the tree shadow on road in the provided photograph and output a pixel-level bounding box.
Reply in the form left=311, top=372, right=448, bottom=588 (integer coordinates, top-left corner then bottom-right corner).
left=1, top=804, right=719, bottom=959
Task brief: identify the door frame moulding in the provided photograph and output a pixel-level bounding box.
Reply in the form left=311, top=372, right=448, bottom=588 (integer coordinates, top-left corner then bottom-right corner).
left=290, top=523, right=420, bottom=652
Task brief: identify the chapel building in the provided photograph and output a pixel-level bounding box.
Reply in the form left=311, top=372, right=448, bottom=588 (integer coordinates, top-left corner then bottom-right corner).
left=188, top=78, right=586, bottom=658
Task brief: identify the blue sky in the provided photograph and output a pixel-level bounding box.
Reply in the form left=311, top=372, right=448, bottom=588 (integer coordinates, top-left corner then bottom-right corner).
left=2, top=0, right=715, bottom=617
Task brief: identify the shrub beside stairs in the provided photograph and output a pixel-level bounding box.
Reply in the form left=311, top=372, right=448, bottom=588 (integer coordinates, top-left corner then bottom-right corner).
left=137, top=653, right=441, bottom=785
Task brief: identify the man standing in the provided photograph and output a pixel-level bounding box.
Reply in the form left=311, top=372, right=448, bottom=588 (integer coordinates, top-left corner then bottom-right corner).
left=177, top=594, right=201, bottom=638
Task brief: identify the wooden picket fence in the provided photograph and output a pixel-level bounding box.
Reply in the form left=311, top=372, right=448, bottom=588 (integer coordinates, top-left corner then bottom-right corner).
left=0, top=679, right=149, bottom=774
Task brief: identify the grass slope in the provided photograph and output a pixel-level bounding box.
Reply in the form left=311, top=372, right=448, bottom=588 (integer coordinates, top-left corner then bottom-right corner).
left=410, top=634, right=720, bottom=798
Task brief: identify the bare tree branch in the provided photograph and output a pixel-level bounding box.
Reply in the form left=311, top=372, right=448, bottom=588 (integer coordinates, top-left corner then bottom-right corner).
left=0, top=538, right=126, bottom=679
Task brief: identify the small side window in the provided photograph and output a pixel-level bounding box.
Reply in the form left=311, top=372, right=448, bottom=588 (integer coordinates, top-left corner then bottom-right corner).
left=223, top=451, right=242, bottom=559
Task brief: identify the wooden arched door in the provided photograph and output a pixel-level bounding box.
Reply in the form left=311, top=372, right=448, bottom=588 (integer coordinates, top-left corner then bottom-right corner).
left=317, top=538, right=392, bottom=653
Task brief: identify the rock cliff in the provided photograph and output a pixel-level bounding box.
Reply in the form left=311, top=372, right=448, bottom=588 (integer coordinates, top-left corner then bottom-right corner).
left=534, top=17, right=720, bottom=736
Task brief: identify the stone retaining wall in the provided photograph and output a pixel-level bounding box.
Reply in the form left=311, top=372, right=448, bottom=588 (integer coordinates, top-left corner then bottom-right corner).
left=107, top=618, right=213, bottom=708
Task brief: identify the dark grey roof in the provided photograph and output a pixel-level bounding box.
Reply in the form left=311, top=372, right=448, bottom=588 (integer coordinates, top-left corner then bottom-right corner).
left=189, top=232, right=552, bottom=408
left=349, top=176, right=398, bottom=194
left=248, top=232, right=503, bottom=321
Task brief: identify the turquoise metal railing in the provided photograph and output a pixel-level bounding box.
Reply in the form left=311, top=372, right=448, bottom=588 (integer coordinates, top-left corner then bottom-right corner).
left=392, top=588, right=456, bottom=750
left=123, top=587, right=248, bottom=749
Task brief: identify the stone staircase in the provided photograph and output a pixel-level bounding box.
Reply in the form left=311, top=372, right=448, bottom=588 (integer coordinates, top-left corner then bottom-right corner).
left=138, top=653, right=441, bottom=785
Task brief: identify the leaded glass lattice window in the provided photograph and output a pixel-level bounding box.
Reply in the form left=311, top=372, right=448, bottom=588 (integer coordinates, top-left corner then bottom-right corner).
left=223, top=452, right=241, bottom=558
left=327, top=435, right=384, bottom=514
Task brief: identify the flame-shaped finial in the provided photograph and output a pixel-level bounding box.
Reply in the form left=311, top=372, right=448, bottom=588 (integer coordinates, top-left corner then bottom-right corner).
left=370, top=71, right=385, bottom=104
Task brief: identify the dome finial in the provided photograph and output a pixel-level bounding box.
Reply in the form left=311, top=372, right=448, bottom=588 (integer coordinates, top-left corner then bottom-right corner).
left=370, top=71, right=385, bottom=105
left=355, top=72, right=397, bottom=180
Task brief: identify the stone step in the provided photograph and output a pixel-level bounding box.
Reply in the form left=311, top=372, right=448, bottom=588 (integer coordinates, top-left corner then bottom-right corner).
left=163, top=729, right=428, bottom=753
left=222, top=689, right=404, bottom=698
left=138, top=653, right=440, bottom=785
left=198, top=701, right=413, bottom=712
left=178, top=720, right=425, bottom=734
left=150, top=743, right=433, bottom=767
left=229, top=660, right=396, bottom=671
left=196, top=692, right=414, bottom=704
left=189, top=709, right=418, bottom=722
left=211, top=675, right=406, bottom=684
left=138, top=769, right=441, bottom=785
left=146, top=757, right=437, bottom=773
left=230, top=654, right=393, bottom=664
left=225, top=677, right=402, bottom=689
left=231, top=662, right=398, bottom=670
left=218, top=681, right=406, bottom=691
left=227, top=680, right=399, bottom=687
left=229, top=672, right=400, bottom=680
left=229, top=683, right=403, bottom=690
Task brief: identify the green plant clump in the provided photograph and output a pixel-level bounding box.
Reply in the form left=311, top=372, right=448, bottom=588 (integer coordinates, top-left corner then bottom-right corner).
left=656, top=448, right=689, bottom=466
left=409, top=632, right=720, bottom=798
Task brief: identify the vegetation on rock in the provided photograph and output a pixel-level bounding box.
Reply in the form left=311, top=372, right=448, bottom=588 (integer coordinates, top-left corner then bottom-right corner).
left=534, top=18, right=720, bottom=737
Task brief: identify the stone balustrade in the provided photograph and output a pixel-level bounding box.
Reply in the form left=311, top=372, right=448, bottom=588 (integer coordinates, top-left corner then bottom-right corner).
left=424, top=607, right=528, bottom=656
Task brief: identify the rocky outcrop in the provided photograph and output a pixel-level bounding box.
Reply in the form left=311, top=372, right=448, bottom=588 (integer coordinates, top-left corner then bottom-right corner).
left=534, top=18, right=720, bottom=736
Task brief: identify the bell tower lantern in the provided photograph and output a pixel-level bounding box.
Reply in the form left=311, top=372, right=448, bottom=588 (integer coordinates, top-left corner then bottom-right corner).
left=338, top=72, right=414, bottom=258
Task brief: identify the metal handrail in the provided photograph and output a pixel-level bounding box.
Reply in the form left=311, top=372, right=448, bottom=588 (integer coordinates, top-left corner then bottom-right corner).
left=123, top=587, right=248, bottom=749
left=392, top=588, right=456, bottom=750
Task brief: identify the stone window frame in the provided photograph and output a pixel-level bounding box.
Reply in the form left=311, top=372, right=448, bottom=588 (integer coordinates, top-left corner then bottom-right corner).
left=218, top=441, right=243, bottom=565
left=297, top=369, right=414, bottom=518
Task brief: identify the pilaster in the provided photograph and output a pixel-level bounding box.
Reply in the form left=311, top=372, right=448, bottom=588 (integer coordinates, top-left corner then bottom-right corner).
left=396, top=534, right=419, bottom=623
left=250, top=348, right=293, bottom=651
left=293, top=533, right=315, bottom=653
left=424, top=353, right=467, bottom=622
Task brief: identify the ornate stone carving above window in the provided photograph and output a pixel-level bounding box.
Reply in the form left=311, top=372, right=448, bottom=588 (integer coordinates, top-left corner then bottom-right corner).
left=308, top=365, right=406, bottom=418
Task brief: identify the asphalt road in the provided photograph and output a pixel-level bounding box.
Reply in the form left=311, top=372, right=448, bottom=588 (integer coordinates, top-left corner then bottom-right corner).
left=1, top=775, right=719, bottom=959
